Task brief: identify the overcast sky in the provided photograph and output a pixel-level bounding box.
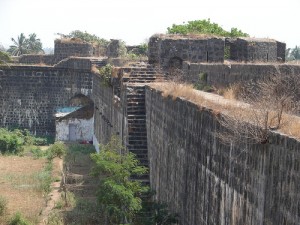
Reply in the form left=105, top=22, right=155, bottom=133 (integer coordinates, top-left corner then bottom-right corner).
left=0, top=0, right=299, bottom=49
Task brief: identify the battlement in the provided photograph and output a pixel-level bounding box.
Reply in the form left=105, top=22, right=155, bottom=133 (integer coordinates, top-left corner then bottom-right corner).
left=226, top=37, right=286, bottom=62
left=148, top=34, right=286, bottom=69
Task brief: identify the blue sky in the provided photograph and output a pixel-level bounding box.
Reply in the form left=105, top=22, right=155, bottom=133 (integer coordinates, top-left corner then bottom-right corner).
left=0, top=0, right=299, bottom=49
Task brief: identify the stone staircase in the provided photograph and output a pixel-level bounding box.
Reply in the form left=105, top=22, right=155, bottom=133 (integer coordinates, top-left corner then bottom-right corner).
left=90, top=58, right=107, bottom=67
left=122, top=64, right=164, bottom=184
left=126, top=85, right=149, bottom=183
left=121, top=64, right=162, bottom=83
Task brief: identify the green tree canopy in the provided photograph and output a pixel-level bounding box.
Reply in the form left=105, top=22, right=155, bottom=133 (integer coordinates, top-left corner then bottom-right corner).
left=57, top=30, right=109, bottom=46
left=7, top=33, right=44, bottom=56
left=167, top=19, right=249, bottom=37
left=91, top=136, right=148, bottom=224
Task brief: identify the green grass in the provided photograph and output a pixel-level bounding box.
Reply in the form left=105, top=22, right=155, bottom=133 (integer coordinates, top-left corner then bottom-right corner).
left=0, top=195, right=7, bottom=216
left=2, top=161, right=52, bottom=194
left=9, top=212, right=33, bottom=225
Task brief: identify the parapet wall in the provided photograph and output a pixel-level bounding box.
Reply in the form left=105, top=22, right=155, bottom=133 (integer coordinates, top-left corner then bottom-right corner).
left=227, top=38, right=285, bottom=62
left=146, top=86, right=300, bottom=225
left=148, top=35, right=286, bottom=69
left=183, top=62, right=300, bottom=87
left=19, top=54, right=55, bottom=65
left=54, top=57, right=92, bottom=70
left=54, top=40, right=93, bottom=63
left=148, top=35, right=225, bottom=68
left=0, top=65, right=93, bottom=135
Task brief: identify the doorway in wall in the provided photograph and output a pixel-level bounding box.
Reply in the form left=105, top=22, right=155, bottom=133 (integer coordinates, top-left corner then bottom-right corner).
left=69, top=124, right=77, bottom=141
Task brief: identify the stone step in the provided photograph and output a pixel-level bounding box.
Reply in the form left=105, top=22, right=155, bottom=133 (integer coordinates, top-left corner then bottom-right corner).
left=128, top=132, right=146, bottom=136
left=126, top=97, right=145, bottom=100
left=126, top=93, right=145, bottom=96
left=127, top=103, right=145, bottom=107
left=127, top=145, right=147, bottom=150
left=128, top=114, right=146, bottom=117
left=128, top=122, right=146, bottom=126
left=127, top=110, right=146, bottom=114
left=128, top=118, right=146, bottom=121
left=128, top=150, right=148, bottom=155
left=127, top=106, right=145, bottom=110
left=128, top=136, right=147, bottom=141
left=128, top=127, right=146, bottom=131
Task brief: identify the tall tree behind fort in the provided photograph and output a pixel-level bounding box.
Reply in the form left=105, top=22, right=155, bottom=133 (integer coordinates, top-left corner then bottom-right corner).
left=7, top=33, right=44, bottom=56
left=167, top=18, right=249, bottom=37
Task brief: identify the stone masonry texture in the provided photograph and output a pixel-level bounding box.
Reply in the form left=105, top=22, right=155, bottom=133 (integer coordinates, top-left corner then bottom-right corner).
left=182, top=62, right=300, bottom=88
left=146, top=86, right=300, bottom=225
left=0, top=65, right=93, bottom=135
left=148, top=34, right=225, bottom=69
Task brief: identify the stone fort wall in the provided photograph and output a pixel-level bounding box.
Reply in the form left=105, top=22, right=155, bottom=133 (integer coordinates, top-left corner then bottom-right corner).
left=182, top=62, right=300, bottom=87
left=0, top=65, right=93, bottom=135
left=146, top=86, right=300, bottom=225
left=148, top=35, right=286, bottom=70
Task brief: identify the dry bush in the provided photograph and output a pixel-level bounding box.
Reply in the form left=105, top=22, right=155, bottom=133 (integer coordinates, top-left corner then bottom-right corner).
left=151, top=82, right=203, bottom=103
left=150, top=78, right=300, bottom=144
left=222, top=83, right=243, bottom=100
left=218, top=72, right=300, bottom=144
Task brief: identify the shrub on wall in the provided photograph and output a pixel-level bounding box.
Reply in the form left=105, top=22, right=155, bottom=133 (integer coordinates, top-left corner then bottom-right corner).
left=99, top=64, right=113, bottom=87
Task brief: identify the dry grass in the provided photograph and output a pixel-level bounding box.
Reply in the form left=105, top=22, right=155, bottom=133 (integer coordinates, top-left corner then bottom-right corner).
left=91, top=65, right=100, bottom=74
left=280, top=114, right=300, bottom=138
left=151, top=82, right=202, bottom=102
left=0, top=156, right=47, bottom=224
left=149, top=82, right=300, bottom=140
left=222, top=83, right=243, bottom=100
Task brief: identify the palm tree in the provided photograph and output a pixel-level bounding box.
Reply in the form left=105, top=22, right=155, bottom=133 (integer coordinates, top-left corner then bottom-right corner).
left=27, top=33, right=44, bottom=54
left=7, top=33, right=29, bottom=56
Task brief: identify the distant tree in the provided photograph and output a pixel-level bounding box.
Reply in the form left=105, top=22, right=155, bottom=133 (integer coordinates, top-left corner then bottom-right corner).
left=0, top=51, right=12, bottom=64
left=0, top=43, right=5, bottom=52
left=7, top=33, right=44, bottom=56
left=167, top=19, right=249, bottom=37
left=291, top=46, right=300, bottom=60
left=7, top=33, right=28, bottom=56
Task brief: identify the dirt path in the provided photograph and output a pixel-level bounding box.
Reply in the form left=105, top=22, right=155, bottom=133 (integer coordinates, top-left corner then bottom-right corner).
left=38, top=158, right=63, bottom=225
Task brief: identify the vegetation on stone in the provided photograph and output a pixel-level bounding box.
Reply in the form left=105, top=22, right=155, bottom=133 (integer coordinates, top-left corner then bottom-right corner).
left=167, top=18, right=249, bottom=37
left=99, top=63, right=113, bottom=86
left=57, top=30, right=109, bottom=47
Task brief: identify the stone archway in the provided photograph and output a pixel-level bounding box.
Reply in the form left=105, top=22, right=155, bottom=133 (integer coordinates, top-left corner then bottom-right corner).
left=168, top=56, right=183, bottom=70
left=168, top=56, right=184, bottom=78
